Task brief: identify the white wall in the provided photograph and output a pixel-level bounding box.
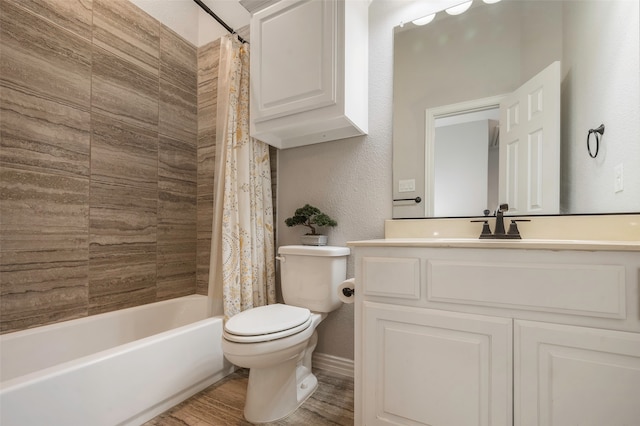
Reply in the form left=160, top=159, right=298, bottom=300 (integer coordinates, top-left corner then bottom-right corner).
left=276, top=137, right=391, bottom=359
left=130, top=0, right=250, bottom=46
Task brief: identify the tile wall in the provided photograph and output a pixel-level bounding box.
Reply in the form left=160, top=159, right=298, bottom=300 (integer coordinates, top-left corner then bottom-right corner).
left=0, top=0, right=204, bottom=333
left=196, top=39, right=220, bottom=296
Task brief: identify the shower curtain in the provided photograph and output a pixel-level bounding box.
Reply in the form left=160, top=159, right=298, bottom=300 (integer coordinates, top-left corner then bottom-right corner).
left=210, top=35, right=276, bottom=320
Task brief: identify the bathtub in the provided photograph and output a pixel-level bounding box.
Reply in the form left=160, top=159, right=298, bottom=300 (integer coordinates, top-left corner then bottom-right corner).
left=0, top=294, right=234, bottom=426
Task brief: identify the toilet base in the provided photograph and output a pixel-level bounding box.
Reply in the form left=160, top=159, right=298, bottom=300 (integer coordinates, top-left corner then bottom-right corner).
left=243, top=331, right=320, bottom=423
left=244, top=361, right=318, bottom=423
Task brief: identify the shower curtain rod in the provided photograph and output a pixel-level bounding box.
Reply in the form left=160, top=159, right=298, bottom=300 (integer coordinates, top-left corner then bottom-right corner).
left=192, top=0, right=248, bottom=44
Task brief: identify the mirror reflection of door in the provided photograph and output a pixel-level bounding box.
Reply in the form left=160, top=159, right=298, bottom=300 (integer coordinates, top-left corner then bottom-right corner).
left=500, top=61, right=561, bottom=215
left=426, top=61, right=561, bottom=217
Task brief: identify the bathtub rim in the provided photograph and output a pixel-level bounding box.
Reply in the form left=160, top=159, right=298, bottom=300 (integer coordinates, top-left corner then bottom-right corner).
left=0, top=294, right=208, bottom=342
left=0, top=315, right=224, bottom=392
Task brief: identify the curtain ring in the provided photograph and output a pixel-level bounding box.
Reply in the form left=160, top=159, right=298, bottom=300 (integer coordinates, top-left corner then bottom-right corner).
left=587, top=124, right=605, bottom=158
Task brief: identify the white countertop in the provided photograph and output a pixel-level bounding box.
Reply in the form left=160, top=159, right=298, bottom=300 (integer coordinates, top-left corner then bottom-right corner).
left=348, top=238, right=640, bottom=252
left=366, top=214, right=640, bottom=251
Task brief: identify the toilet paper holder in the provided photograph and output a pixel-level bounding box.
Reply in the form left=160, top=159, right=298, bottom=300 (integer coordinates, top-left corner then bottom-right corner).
left=338, top=278, right=355, bottom=303
left=342, top=287, right=355, bottom=297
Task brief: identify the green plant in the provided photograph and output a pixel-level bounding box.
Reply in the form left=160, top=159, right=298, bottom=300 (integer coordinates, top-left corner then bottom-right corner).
left=284, top=204, right=337, bottom=235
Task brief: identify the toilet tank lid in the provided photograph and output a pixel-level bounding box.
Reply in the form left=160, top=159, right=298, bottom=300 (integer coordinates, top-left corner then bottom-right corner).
left=278, top=245, right=350, bottom=257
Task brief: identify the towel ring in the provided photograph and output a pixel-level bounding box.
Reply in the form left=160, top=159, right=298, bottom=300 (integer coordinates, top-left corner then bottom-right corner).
left=587, top=124, right=605, bottom=158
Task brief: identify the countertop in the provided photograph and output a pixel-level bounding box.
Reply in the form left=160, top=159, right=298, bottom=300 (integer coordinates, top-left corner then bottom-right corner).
left=347, top=238, right=640, bottom=252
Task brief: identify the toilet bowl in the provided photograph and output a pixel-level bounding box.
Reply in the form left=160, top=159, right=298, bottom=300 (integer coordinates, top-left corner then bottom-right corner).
left=221, top=245, right=349, bottom=423
left=222, top=305, right=325, bottom=423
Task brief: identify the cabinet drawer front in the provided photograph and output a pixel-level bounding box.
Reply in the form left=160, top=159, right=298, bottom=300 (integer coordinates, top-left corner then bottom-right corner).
left=428, top=260, right=626, bottom=319
left=362, top=257, right=420, bottom=299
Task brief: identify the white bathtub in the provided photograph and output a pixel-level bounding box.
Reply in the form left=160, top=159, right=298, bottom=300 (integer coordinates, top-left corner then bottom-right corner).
left=0, top=294, right=233, bottom=426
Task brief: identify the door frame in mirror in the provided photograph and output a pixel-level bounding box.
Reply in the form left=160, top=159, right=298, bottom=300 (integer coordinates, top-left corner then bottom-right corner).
left=425, top=94, right=506, bottom=216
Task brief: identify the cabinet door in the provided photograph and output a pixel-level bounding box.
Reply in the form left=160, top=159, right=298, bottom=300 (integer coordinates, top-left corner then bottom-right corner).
left=251, top=0, right=337, bottom=122
left=363, top=302, right=512, bottom=426
left=515, top=320, right=640, bottom=426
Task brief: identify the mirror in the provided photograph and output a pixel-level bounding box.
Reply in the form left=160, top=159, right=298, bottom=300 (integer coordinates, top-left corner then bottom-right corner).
left=392, top=0, right=640, bottom=218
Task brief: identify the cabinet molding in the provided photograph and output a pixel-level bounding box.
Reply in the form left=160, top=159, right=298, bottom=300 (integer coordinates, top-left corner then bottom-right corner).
left=428, top=260, right=626, bottom=319
left=362, top=256, right=420, bottom=299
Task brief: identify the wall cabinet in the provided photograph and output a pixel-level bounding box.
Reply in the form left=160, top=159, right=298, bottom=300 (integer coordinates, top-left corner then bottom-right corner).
left=353, top=245, right=640, bottom=426
left=249, top=0, right=368, bottom=149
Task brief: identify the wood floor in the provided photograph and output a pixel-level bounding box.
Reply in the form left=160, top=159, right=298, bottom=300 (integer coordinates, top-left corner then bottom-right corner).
left=144, top=369, right=354, bottom=425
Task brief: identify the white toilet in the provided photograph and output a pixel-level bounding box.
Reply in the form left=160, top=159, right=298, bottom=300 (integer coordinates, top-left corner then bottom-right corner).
left=221, top=245, right=350, bottom=423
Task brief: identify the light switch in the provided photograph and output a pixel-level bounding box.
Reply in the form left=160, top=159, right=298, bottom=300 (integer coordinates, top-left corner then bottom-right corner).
left=614, top=164, right=623, bottom=193
left=398, top=179, right=416, bottom=193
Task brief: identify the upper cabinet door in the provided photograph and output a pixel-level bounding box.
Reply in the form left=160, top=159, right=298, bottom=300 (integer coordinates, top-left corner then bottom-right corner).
left=251, top=0, right=337, bottom=121
left=250, top=0, right=368, bottom=149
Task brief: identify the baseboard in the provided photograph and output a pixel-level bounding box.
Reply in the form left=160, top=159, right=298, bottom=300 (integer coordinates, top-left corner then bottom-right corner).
left=312, top=352, right=354, bottom=378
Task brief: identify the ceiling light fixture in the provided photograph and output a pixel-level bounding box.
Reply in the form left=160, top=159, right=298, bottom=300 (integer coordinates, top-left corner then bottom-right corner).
left=446, top=0, right=473, bottom=15
left=412, top=13, right=436, bottom=26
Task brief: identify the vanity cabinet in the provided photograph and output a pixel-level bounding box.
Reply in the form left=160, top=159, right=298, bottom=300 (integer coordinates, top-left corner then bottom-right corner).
left=516, top=320, right=640, bottom=426
left=363, top=303, right=512, bottom=425
left=352, top=244, right=640, bottom=426
left=249, top=0, right=368, bottom=149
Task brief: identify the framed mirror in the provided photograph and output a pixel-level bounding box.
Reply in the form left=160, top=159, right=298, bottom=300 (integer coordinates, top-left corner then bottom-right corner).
left=392, top=0, right=639, bottom=218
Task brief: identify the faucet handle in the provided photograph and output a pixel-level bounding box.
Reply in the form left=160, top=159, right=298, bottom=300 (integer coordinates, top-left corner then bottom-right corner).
left=507, top=219, right=531, bottom=239
left=471, top=219, right=494, bottom=239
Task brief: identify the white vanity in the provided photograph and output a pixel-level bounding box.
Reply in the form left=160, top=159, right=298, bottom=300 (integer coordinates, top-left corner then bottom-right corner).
left=350, top=216, right=640, bottom=426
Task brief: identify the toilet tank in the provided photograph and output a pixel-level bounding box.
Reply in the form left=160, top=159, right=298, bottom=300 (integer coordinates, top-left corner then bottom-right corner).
left=278, top=245, right=350, bottom=313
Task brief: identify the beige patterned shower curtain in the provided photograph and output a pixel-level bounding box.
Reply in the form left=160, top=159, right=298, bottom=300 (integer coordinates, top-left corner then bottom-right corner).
left=209, top=35, right=276, bottom=320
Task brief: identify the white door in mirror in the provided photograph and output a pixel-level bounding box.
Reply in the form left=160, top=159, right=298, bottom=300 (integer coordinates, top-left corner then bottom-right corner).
left=499, top=61, right=561, bottom=215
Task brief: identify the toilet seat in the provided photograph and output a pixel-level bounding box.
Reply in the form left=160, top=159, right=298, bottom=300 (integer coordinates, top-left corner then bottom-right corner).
left=224, top=304, right=312, bottom=343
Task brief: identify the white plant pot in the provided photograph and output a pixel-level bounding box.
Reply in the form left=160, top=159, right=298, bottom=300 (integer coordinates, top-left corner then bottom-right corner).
left=300, top=235, right=328, bottom=246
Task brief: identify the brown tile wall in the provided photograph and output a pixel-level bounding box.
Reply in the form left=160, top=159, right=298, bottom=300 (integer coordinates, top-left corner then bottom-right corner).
left=196, top=39, right=220, bottom=296
left=0, top=0, right=200, bottom=332
left=0, top=2, right=275, bottom=334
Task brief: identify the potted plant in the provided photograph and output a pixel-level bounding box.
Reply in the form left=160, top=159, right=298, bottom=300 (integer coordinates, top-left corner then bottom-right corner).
left=284, top=204, right=337, bottom=246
